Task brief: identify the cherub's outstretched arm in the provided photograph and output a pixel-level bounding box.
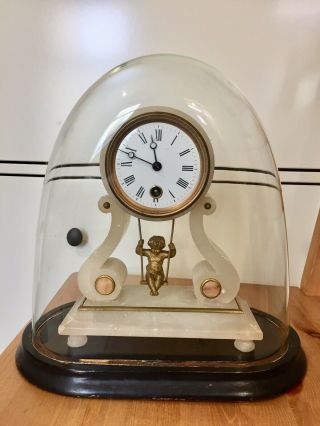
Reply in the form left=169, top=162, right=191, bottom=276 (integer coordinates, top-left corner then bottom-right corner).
left=135, top=239, right=144, bottom=256
left=160, top=242, right=176, bottom=260
left=136, top=239, right=149, bottom=257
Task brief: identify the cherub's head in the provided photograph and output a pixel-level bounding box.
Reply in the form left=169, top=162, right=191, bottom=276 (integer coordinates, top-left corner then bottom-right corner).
left=148, top=236, right=165, bottom=253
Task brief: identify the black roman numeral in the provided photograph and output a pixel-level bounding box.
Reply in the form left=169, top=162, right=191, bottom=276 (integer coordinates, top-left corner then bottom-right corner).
left=120, top=161, right=132, bottom=167
left=136, top=186, right=145, bottom=198
left=171, top=132, right=180, bottom=146
left=124, top=175, right=135, bottom=186
left=169, top=190, right=176, bottom=199
left=179, top=148, right=191, bottom=157
left=176, top=178, right=189, bottom=189
left=138, top=132, right=148, bottom=144
left=182, top=165, right=194, bottom=171
left=155, top=127, right=162, bottom=141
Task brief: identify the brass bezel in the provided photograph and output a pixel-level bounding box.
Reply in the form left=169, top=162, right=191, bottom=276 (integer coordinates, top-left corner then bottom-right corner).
left=101, top=108, right=214, bottom=220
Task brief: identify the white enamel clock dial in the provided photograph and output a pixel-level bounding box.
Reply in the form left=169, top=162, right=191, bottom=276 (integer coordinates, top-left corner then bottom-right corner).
left=115, top=122, right=200, bottom=208
left=103, top=111, right=213, bottom=220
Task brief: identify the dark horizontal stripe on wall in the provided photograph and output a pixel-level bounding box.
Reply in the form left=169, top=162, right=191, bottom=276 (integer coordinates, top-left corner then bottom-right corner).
left=1, top=160, right=319, bottom=174
left=279, top=168, right=320, bottom=173
left=1, top=161, right=319, bottom=188
left=215, top=166, right=277, bottom=178
left=47, top=163, right=278, bottom=178
left=49, top=163, right=100, bottom=172
left=213, top=180, right=279, bottom=190
left=45, top=175, right=279, bottom=190
left=2, top=174, right=318, bottom=188
left=0, top=173, right=45, bottom=178
left=281, top=181, right=320, bottom=186
left=0, top=160, right=48, bottom=165
left=47, top=176, right=101, bottom=183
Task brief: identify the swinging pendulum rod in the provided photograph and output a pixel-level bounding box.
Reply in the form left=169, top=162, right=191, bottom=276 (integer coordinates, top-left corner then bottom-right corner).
left=138, top=218, right=145, bottom=284
left=164, top=219, right=175, bottom=285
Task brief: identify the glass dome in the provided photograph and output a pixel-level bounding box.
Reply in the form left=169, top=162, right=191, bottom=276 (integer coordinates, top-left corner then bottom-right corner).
left=17, top=54, right=305, bottom=400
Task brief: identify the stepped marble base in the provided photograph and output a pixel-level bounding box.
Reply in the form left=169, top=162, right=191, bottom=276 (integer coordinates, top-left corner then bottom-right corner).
left=58, top=285, right=263, bottom=348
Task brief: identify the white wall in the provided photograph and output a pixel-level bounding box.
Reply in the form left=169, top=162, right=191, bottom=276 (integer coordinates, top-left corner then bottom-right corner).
left=0, top=0, right=319, bottom=352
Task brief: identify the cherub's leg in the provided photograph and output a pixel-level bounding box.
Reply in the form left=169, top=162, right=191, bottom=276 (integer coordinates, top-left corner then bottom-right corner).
left=146, top=272, right=158, bottom=296
left=155, top=272, right=164, bottom=291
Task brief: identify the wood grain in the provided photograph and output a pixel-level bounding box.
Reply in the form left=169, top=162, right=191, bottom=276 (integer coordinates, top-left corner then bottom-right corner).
left=301, top=210, right=320, bottom=296
left=0, top=288, right=319, bottom=426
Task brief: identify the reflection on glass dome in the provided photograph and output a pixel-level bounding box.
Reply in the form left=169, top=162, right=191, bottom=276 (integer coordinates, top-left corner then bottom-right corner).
left=16, top=54, right=305, bottom=400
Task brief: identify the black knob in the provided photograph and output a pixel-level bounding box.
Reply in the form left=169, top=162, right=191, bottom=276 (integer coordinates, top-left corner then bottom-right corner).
left=150, top=185, right=163, bottom=199
left=67, top=228, right=83, bottom=246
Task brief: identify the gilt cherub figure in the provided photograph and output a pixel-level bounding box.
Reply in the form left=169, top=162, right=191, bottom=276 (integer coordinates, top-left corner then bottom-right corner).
left=136, top=235, right=176, bottom=296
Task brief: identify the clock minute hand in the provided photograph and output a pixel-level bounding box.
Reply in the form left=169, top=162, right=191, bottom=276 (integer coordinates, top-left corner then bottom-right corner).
left=150, top=135, right=158, bottom=162
left=149, top=137, right=162, bottom=172
left=118, top=149, right=153, bottom=166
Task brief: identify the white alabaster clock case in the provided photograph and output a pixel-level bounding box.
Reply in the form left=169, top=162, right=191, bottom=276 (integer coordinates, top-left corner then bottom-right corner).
left=16, top=54, right=306, bottom=400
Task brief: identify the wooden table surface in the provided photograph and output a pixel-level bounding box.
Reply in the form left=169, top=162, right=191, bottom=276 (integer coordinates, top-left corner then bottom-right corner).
left=0, top=287, right=319, bottom=426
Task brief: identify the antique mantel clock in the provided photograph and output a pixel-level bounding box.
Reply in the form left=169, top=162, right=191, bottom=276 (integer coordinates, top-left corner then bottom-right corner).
left=16, top=54, right=306, bottom=400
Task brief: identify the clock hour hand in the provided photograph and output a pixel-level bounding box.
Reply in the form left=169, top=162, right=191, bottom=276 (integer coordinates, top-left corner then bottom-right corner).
left=118, top=149, right=153, bottom=166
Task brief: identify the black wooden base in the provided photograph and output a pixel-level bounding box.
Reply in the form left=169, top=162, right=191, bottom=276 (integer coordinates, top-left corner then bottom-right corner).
left=16, top=306, right=306, bottom=401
